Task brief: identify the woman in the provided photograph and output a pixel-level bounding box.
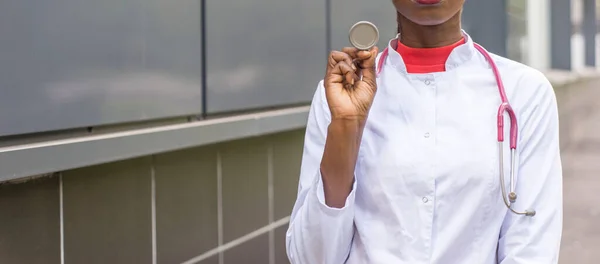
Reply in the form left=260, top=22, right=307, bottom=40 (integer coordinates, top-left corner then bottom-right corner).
left=286, top=0, right=563, bottom=263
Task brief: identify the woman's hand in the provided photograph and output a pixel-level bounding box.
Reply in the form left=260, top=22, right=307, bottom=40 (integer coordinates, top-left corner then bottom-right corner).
left=324, top=47, right=379, bottom=123
left=319, top=47, right=378, bottom=208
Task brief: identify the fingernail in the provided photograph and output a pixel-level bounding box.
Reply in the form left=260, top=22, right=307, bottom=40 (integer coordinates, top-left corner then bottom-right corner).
left=350, top=78, right=355, bottom=85
left=351, top=64, right=357, bottom=71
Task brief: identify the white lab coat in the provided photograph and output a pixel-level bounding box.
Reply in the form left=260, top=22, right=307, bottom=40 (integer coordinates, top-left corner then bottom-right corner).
left=286, top=32, right=563, bottom=264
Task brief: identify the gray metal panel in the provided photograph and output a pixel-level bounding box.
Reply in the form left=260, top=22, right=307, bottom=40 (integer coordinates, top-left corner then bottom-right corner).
left=204, top=0, right=326, bottom=114
left=330, top=0, right=397, bottom=51
left=551, top=0, right=572, bottom=70
left=0, top=176, right=61, bottom=264
left=584, top=0, right=597, bottom=66
left=220, top=138, right=269, bottom=243
left=62, top=158, right=153, bottom=264
left=462, top=0, right=508, bottom=57
left=154, top=147, right=219, bottom=264
left=272, top=130, right=303, bottom=220
left=274, top=225, right=290, bottom=264
left=222, top=234, right=269, bottom=264
left=0, top=0, right=202, bottom=137
left=0, top=106, right=310, bottom=182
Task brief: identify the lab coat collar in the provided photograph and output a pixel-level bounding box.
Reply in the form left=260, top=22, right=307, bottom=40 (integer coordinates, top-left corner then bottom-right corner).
left=385, top=30, right=475, bottom=74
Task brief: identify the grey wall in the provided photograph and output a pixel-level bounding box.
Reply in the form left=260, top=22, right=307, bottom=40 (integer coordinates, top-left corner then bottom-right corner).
left=0, top=177, right=60, bottom=264
left=0, top=0, right=512, bottom=137
left=204, top=0, right=326, bottom=114
left=0, top=129, right=305, bottom=264
left=584, top=0, right=597, bottom=66
left=0, top=0, right=203, bottom=137
left=462, top=0, right=508, bottom=56
left=551, top=0, right=573, bottom=70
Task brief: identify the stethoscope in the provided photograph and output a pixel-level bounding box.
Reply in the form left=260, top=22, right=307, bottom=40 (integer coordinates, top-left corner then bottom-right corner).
left=375, top=37, right=537, bottom=217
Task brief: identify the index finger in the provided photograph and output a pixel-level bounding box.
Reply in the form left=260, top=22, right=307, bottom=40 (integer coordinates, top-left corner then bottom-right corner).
left=341, top=47, right=360, bottom=59
left=326, top=50, right=356, bottom=75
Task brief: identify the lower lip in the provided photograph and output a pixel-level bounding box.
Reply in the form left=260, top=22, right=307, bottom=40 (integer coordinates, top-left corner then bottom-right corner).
left=414, top=0, right=442, bottom=5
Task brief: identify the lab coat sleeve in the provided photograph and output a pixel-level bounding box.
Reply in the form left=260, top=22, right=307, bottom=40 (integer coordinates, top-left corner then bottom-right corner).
left=286, top=80, right=357, bottom=264
left=498, top=75, right=563, bottom=264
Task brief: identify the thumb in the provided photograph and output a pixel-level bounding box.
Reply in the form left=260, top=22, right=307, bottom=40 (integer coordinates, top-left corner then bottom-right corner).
left=358, top=47, right=379, bottom=87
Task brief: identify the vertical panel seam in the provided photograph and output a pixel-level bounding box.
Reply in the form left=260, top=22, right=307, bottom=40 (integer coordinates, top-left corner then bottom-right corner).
left=325, top=0, right=331, bottom=54
left=200, top=0, right=208, bottom=117
left=217, top=151, right=224, bottom=264
left=59, top=173, right=65, bottom=264
left=268, top=144, right=275, bottom=264
left=151, top=156, right=157, bottom=264
left=140, top=0, right=147, bottom=68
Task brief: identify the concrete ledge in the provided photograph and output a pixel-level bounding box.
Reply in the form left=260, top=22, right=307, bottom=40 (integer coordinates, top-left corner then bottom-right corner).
left=545, top=68, right=600, bottom=88
left=0, top=106, right=310, bottom=182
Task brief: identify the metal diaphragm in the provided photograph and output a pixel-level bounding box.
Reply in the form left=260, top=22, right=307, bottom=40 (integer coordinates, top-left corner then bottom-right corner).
left=349, top=21, right=379, bottom=50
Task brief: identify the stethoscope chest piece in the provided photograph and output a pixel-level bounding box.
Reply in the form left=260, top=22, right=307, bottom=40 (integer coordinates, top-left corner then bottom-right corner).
left=349, top=21, right=379, bottom=50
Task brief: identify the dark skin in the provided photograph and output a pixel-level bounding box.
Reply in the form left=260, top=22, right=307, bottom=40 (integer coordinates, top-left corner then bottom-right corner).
left=396, top=0, right=464, bottom=48
left=321, top=0, right=465, bottom=208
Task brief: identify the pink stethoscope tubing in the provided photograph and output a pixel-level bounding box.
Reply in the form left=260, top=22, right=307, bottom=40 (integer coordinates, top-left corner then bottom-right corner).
left=375, top=42, right=535, bottom=217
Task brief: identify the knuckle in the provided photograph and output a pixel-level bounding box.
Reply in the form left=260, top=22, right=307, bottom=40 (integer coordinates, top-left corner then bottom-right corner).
left=328, top=51, right=338, bottom=59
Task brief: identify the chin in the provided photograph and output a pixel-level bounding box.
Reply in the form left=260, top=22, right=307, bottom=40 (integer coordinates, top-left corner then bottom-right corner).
left=395, top=0, right=462, bottom=26
left=406, top=14, right=451, bottom=26
left=410, top=19, right=447, bottom=26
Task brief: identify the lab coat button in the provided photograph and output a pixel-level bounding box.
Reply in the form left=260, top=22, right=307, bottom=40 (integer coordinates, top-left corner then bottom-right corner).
left=424, top=132, right=430, bottom=138
left=422, top=197, right=429, bottom=203
left=425, top=80, right=432, bottom=85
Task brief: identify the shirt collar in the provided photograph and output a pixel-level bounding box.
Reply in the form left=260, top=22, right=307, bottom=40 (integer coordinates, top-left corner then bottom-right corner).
left=385, top=30, right=476, bottom=74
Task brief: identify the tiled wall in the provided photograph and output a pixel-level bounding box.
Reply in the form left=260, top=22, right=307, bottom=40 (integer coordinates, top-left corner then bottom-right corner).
left=0, top=129, right=304, bottom=264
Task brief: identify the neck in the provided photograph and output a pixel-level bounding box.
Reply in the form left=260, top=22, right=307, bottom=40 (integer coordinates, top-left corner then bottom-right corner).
left=396, top=11, right=463, bottom=48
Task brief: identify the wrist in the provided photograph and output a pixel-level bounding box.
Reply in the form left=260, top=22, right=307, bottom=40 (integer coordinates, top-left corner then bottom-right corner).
left=329, top=118, right=366, bottom=134
left=321, top=119, right=364, bottom=188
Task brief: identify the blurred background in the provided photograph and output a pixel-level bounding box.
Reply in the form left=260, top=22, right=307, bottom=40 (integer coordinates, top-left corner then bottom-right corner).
left=0, top=0, right=598, bottom=263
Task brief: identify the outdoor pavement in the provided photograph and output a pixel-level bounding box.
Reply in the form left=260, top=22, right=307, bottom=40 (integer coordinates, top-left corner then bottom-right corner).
left=557, top=77, right=600, bottom=264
